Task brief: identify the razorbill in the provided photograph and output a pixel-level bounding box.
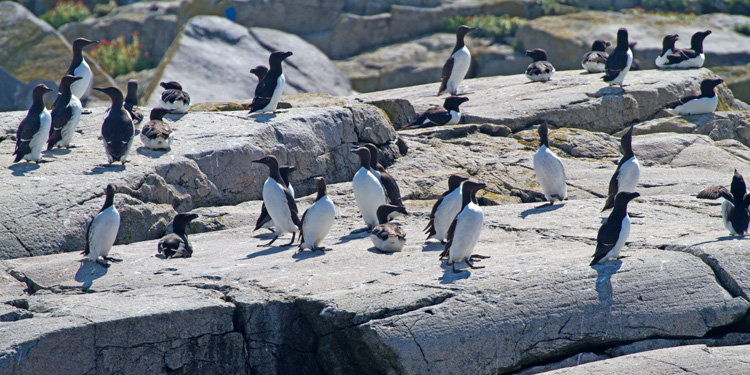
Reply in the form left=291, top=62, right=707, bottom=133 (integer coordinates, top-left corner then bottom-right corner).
left=363, top=143, right=404, bottom=207
left=697, top=169, right=750, bottom=236
left=665, top=78, right=723, bottom=115
left=158, top=81, right=191, bottom=113
left=252, top=155, right=301, bottom=246
left=299, top=177, right=336, bottom=251
left=352, top=146, right=386, bottom=229
left=65, top=38, right=98, bottom=100
left=655, top=34, right=679, bottom=69
left=250, top=65, right=269, bottom=82
left=47, top=75, right=83, bottom=151
left=406, top=96, right=469, bottom=129
left=525, top=48, right=555, bottom=82
left=82, top=184, right=121, bottom=267
left=603, top=28, right=633, bottom=88
left=13, top=84, right=52, bottom=163
left=249, top=51, right=293, bottom=114
left=158, top=213, right=199, bottom=258
left=603, top=126, right=640, bottom=211
left=533, top=124, right=567, bottom=205
left=140, top=107, right=174, bottom=150
left=95, top=86, right=134, bottom=165
left=581, top=40, right=610, bottom=73
left=591, top=191, right=639, bottom=265
left=439, top=180, right=489, bottom=273
left=438, top=25, right=475, bottom=96
left=254, top=165, right=296, bottom=232
left=425, top=174, right=469, bottom=243
left=124, top=79, right=144, bottom=125
left=664, top=30, right=712, bottom=69
left=370, top=204, right=408, bottom=252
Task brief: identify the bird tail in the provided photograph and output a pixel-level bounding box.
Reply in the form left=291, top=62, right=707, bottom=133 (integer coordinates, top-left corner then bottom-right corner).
left=602, top=70, right=618, bottom=82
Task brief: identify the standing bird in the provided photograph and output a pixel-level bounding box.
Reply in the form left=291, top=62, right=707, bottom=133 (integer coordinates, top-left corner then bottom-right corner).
left=82, top=184, right=121, bottom=267
left=697, top=169, right=750, bottom=236
left=533, top=124, right=567, bottom=205
left=603, top=126, right=640, bottom=211
left=440, top=180, right=489, bottom=273
left=352, top=147, right=386, bottom=229
left=252, top=155, right=301, bottom=246
left=363, top=143, right=403, bottom=207
left=249, top=51, right=293, bottom=114
left=250, top=65, right=269, bottom=82
left=655, top=34, right=679, bottom=69
left=525, top=48, right=555, bottom=82
left=591, top=191, right=640, bottom=266
left=603, top=28, right=633, bottom=88
left=370, top=204, right=408, bottom=252
left=158, top=81, right=191, bottom=113
left=47, top=75, right=83, bottom=150
left=581, top=40, right=610, bottom=73
left=665, top=78, right=723, bottom=115
left=425, top=174, right=469, bottom=243
left=664, top=30, right=712, bottom=69
left=13, top=84, right=52, bottom=163
left=254, top=165, right=296, bottom=232
left=124, top=79, right=144, bottom=126
left=438, top=25, right=475, bottom=96
left=64, top=38, right=98, bottom=101
left=158, top=213, right=199, bottom=258
left=140, top=107, right=174, bottom=150
left=406, top=96, right=469, bottom=129
left=95, top=86, right=134, bottom=165
left=299, top=177, right=336, bottom=251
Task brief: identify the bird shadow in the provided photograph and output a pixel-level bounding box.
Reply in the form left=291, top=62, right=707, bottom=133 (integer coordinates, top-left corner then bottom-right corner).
left=44, top=148, right=72, bottom=157
left=253, top=231, right=276, bottom=239
left=422, top=242, right=444, bottom=252
left=590, top=259, right=623, bottom=303
left=334, top=229, right=370, bottom=245
left=366, top=247, right=395, bottom=255
left=9, top=163, right=40, bottom=176
left=520, top=203, right=564, bottom=219
left=595, top=86, right=626, bottom=96
left=136, top=147, right=170, bottom=158
left=86, top=164, right=126, bottom=175
left=248, top=113, right=276, bottom=122
left=74, top=259, right=109, bottom=290
left=292, top=249, right=326, bottom=262
left=691, top=235, right=743, bottom=247
left=438, top=261, right=472, bottom=284
left=165, top=113, right=187, bottom=121
left=242, top=244, right=292, bottom=260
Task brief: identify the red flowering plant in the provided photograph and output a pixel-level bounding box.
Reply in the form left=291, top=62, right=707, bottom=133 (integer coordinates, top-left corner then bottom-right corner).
left=88, top=31, right=152, bottom=77
left=40, top=0, right=91, bottom=29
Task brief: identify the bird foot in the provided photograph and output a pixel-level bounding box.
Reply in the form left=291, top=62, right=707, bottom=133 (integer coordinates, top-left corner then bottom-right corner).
left=35, top=159, right=51, bottom=164
left=103, top=256, right=122, bottom=263
left=95, top=259, right=111, bottom=268
left=313, top=247, right=330, bottom=252
left=470, top=254, right=490, bottom=260
left=81, top=109, right=93, bottom=115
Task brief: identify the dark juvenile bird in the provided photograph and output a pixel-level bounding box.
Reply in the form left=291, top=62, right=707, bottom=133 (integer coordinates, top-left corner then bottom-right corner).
left=525, top=48, right=555, bottom=82
left=250, top=65, right=269, bottom=81
left=158, top=81, right=191, bottom=113
left=64, top=38, right=98, bottom=100
left=140, top=107, right=174, bottom=150
left=438, top=25, right=475, bottom=96
left=48, top=75, right=83, bottom=150
left=664, top=30, right=712, bottom=69
left=655, top=34, right=679, bottom=69
left=124, top=79, right=144, bottom=125
left=406, top=96, right=469, bottom=129
left=603, top=126, right=640, bottom=211
left=581, top=40, right=610, bottom=73
left=82, top=184, right=121, bottom=267
left=603, top=28, right=632, bottom=88
left=425, top=174, right=468, bottom=243
left=363, top=143, right=404, bottom=207
left=252, top=155, right=301, bottom=246
left=299, top=177, right=336, bottom=252
left=158, top=213, right=199, bottom=258
left=665, top=78, right=723, bottom=115
left=440, top=180, right=489, bottom=273
left=14, top=84, right=52, bottom=163
left=697, top=169, right=750, bottom=236
left=249, top=51, right=293, bottom=114
left=370, top=204, right=408, bottom=252
left=95, top=86, right=135, bottom=165
left=254, top=165, right=296, bottom=232
left=591, top=191, right=639, bottom=266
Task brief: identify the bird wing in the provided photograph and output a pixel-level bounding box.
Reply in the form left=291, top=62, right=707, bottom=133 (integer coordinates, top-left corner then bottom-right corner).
left=407, top=107, right=446, bottom=129
left=666, top=49, right=698, bottom=64
left=125, top=103, right=144, bottom=125
left=102, top=111, right=134, bottom=161
left=583, top=51, right=607, bottom=64
left=602, top=166, right=621, bottom=211
left=424, top=195, right=447, bottom=235
left=438, top=57, right=454, bottom=95
left=254, top=203, right=271, bottom=231
left=439, top=216, right=459, bottom=259
left=13, top=115, right=40, bottom=160
left=665, top=95, right=700, bottom=109
left=380, top=171, right=403, bottom=206
left=47, top=103, right=72, bottom=150
left=284, top=187, right=302, bottom=228
left=527, top=61, right=554, bottom=76
left=82, top=216, right=95, bottom=255
left=298, top=205, right=311, bottom=245
left=697, top=185, right=732, bottom=202
left=591, top=218, right=618, bottom=265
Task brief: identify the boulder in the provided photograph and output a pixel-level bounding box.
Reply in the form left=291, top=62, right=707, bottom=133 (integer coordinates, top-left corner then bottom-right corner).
left=620, top=111, right=750, bottom=148
left=143, top=16, right=352, bottom=107
left=712, top=64, right=750, bottom=105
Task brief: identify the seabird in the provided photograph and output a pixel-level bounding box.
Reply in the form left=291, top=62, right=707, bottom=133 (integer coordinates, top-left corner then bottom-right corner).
left=439, top=180, right=489, bottom=273
left=95, top=86, right=134, bottom=165
left=425, top=174, right=469, bottom=243
left=406, top=96, right=469, bottom=129
left=591, top=191, right=639, bottom=265
left=351, top=146, right=386, bottom=229
left=124, top=79, right=144, bottom=125
left=533, top=124, right=567, bottom=205
left=13, top=84, right=52, bottom=163
left=158, top=213, right=199, bottom=258
left=603, top=126, right=640, bottom=211
left=363, top=143, right=403, bottom=207
left=664, top=30, right=712, bottom=69
left=655, top=34, right=679, bottom=69
left=140, top=107, right=174, bottom=150
left=525, top=48, right=555, bottom=82
left=82, top=184, right=121, bottom=267
left=250, top=65, right=269, bottom=82
left=665, top=78, right=723, bottom=115
left=252, top=155, right=301, bottom=246
left=581, top=40, right=610, bottom=73
left=158, top=81, right=191, bottom=113
left=249, top=51, right=293, bottom=114
left=697, top=169, right=750, bottom=236
left=370, top=204, right=408, bottom=252
left=438, top=25, right=475, bottom=96
left=254, top=165, right=296, bottom=232
left=603, top=28, right=633, bottom=88
left=629, top=42, right=641, bottom=71
left=298, top=177, right=336, bottom=251
left=64, top=38, right=98, bottom=101
left=47, top=75, right=83, bottom=150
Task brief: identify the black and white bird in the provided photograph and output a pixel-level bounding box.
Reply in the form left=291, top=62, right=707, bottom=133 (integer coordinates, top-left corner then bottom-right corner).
left=603, top=126, right=640, bottom=211
left=158, top=213, right=199, bottom=258
left=249, top=51, right=293, bottom=114
left=158, top=81, right=191, bottom=113
left=581, top=40, right=610, bottom=73
left=406, top=96, right=469, bottom=129
left=697, top=169, right=750, bottom=236
left=363, top=143, right=403, bottom=207
left=525, top=48, right=555, bottom=82
left=250, top=65, right=269, bottom=82
left=140, top=107, right=174, bottom=150
left=64, top=38, right=98, bottom=100
left=13, top=84, right=52, bottom=163
left=664, top=30, right=712, bottom=69
left=124, top=79, right=144, bottom=126
left=95, top=86, right=134, bottom=165
left=603, top=28, right=633, bottom=88
left=665, top=78, right=723, bottom=115
left=425, top=174, right=469, bottom=243
left=533, top=124, right=567, bottom=205
left=252, top=155, right=301, bottom=246
left=254, top=165, right=296, bottom=232
left=438, top=25, right=475, bottom=96
left=370, top=204, right=408, bottom=252
left=299, top=177, right=336, bottom=251
left=591, top=191, right=639, bottom=266
left=47, top=75, right=83, bottom=151
left=352, top=147, right=386, bottom=229
left=439, top=180, right=489, bottom=273
left=82, top=184, right=121, bottom=267
left=655, top=34, right=679, bottom=69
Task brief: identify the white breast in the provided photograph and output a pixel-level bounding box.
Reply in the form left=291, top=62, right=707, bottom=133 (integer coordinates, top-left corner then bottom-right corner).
left=257, top=74, right=286, bottom=113
left=583, top=60, right=605, bottom=73
left=533, top=145, right=567, bottom=203
left=446, top=110, right=461, bottom=126
left=670, top=54, right=705, bottom=69
left=27, top=109, right=51, bottom=162
left=449, top=203, right=484, bottom=264
left=370, top=230, right=406, bottom=252
left=300, top=196, right=336, bottom=249
left=71, top=60, right=93, bottom=99
left=433, top=187, right=463, bottom=242
left=721, top=200, right=738, bottom=235
left=87, top=205, right=120, bottom=260
left=446, top=47, right=471, bottom=95
left=262, top=177, right=298, bottom=236
left=672, top=95, right=717, bottom=115
left=603, top=215, right=630, bottom=261
left=608, top=49, right=633, bottom=86
left=59, top=95, right=82, bottom=148
left=140, top=132, right=174, bottom=150
left=654, top=48, right=673, bottom=68
left=288, top=184, right=295, bottom=199
left=352, top=167, right=386, bottom=228
left=616, top=157, right=641, bottom=193
left=159, top=97, right=190, bottom=113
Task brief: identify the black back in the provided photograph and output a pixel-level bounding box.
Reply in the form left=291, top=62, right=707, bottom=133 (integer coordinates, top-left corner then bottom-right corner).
left=14, top=84, right=52, bottom=162
left=591, top=191, right=639, bottom=265
left=249, top=51, right=293, bottom=113
left=48, top=75, right=83, bottom=150
left=66, top=38, right=97, bottom=75
left=424, top=175, right=468, bottom=236
left=603, top=28, right=630, bottom=81
left=603, top=126, right=635, bottom=211
left=96, top=87, right=134, bottom=163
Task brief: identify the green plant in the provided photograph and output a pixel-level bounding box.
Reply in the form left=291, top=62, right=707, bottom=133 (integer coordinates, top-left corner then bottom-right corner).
left=40, top=0, right=91, bottom=29
left=88, top=32, right=153, bottom=77
left=442, top=15, right=527, bottom=43
left=735, top=24, right=750, bottom=37
left=641, top=0, right=688, bottom=11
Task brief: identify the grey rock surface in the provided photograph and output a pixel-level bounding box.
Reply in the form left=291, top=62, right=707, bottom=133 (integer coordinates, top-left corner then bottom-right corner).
left=622, top=111, right=750, bottom=147
left=712, top=65, right=750, bottom=105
